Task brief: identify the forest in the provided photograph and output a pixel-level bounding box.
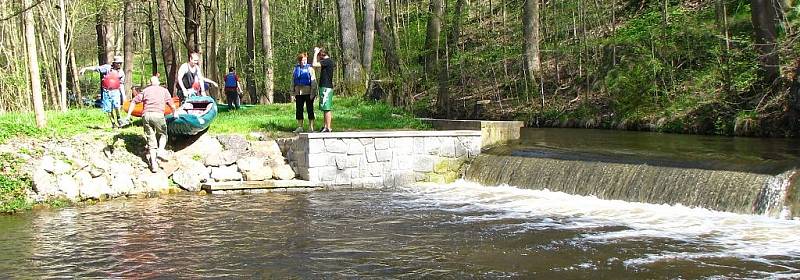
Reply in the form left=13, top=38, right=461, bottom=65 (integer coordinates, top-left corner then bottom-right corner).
left=1, top=0, right=800, bottom=136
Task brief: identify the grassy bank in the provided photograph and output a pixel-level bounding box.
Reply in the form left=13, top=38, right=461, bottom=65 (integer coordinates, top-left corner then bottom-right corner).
left=0, top=96, right=430, bottom=145
left=0, top=96, right=428, bottom=213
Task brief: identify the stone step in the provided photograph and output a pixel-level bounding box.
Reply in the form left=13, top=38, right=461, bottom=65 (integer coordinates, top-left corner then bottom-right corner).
left=202, top=180, right=322, bottom=193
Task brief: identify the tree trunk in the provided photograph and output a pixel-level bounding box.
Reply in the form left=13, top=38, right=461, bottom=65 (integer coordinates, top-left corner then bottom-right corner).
left=362, top=0, right=376, bottom=83
left=423, top=0, right=443, bottom=74
left=246, top=0, right=258, bottom=102
left=58, top=0, right=68, bottom=111
left=69, top=47, right=82, bottom=107
left=523, top=0, right=541, bottom=86
left=375, top=4, right=400, bottom=74
left=23, top=0, right=46, bottom=127
left=123, top=0, right=135, bottom=99
left=337, top=0, right=365, bottom=95
left=207, top=0, right=220, bottom=100
left=158, top=0, right=178, bottom=95
left=261, top=0, right=274, bottom=104
left=750, top=0, right=780, bottom=83
left=148, top=1, right=158, bottom=76
left=104, top=19, right=115, bottom=63
left=185, top=0, right=200, bottom=52
left=95, top=13, right=108, bottom=65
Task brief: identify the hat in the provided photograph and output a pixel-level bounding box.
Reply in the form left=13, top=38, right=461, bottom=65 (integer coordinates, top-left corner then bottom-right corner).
left=112, top=56, right=123, bottom=64
left=150, top=76, right=160, bottom=86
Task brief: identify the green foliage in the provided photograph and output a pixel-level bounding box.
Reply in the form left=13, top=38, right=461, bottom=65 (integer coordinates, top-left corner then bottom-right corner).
left=0, top=109, right=109, bottom=144
left=0, top=153, right=32, bottom=213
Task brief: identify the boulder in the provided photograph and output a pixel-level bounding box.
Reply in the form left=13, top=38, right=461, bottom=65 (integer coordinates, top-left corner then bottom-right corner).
left=273, top=165, right=295, bottom=180
left=75, top=171, right=104, bottom=200
left=175, top=134, right=224, bottom=160
left=217, top=134, right=250, bottom=154
left=250, top=140, right=282, bottom=159
left=171, top=158, right=209, bottom=192
left=211, top=165, right=243, bottom=181
left=244, top=167, right=273, bottom=181
left=57, top=175, right=79, bottom=200
left=32, top=168, right=58, bottom=197
left=236, top=156, right=266, bottom=172
left=140, top=171, right=171, bottom=193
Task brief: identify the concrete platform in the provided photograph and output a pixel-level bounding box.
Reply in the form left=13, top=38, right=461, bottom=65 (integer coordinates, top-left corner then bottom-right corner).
left=202, top=180, right=323, bottom=194
left=417, top=118, right=524, bottom=147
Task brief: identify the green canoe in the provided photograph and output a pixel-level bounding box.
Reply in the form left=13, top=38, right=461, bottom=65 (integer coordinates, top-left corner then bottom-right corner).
left=167, top=96, right=218, bottom=135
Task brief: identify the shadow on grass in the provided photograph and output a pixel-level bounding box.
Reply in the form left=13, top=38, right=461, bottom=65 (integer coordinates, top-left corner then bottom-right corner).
left=217, top=104, right=258, bottom=113
left=169, top=129, right=209, bottom=152
left=111, top=132, right=147, bottom=161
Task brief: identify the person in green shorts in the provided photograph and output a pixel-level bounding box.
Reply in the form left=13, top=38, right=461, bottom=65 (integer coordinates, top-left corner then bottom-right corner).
left=313, top=47, right=335, bottom=132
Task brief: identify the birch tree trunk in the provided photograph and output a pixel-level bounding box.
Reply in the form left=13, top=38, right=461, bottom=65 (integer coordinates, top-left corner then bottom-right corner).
left=207, top=0, right=220, bottom=100
left=261, top=0, right=274, bottom=104
left=23, top=0, right=46, bottom=127
left=337, top=0, right=365, bottom=95
left=158, top=0, right=178, bottom=94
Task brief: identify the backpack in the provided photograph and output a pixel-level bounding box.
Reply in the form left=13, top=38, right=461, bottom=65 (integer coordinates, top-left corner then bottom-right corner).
left=293, top=64, right=312, bottom=86
left=224, top=73, right=238, bottom=88
left=102, top=70, right=121, bottom=90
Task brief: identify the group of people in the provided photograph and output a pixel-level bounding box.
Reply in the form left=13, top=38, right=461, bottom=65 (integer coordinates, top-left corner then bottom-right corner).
left=79, top=47, right=336, bottom=172
left=292, top=47, right=335, bottom=133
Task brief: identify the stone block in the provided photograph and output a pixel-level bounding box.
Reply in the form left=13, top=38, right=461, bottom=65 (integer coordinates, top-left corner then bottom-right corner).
left=319, top=167, right=337, bottom=182
left=428, top=173, right=447, bottom=184
left=368, top=162, right=384, bottom=177
left=366, top=146, right=377, bottom=163
left=374, top=138, right=390, bottom=150
left=413, top=137, right=425, bottom=154
left=334, top=154, right=348, bottom=170
left=359, top=138, right=374, bottom=146
left=325, top=139, right=348, bottom=153
left=392, top=155, right=414, bottom=171
left=413, top=156, right=435, bottom=172
left=439, top=137, right=456, bottom=157
left=424, top=138, right=441, bottom=155
left=415, top=172, right=428, bottom=182
left=345, top=139, right=365, bottom=155
left=308, top=154, right=330, bottom=168
left=346, top=155, right=361, bottom=168
left=433, top=159, right=449, bottom=174
left=362, top=177, right=384, bottom=188
left=376, top=150, right=392, bottom=162
left=309, top=139, right=325, bottom=154
left=210, top=165, right=243, bottom=182
left=391, top=137, right=413, bottom=148
left=335, top=170, right=351, bottom=185
left=455, top=141, right=467, bottom=158
left=273, top=165, right=296, bottom=180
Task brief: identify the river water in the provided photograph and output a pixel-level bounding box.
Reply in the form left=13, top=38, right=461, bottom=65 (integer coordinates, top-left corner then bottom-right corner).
left=1, top=183, right=799, bottom=278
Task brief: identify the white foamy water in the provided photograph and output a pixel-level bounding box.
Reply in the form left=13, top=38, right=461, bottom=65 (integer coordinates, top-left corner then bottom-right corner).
left=399, top=180, right=800, bottom=267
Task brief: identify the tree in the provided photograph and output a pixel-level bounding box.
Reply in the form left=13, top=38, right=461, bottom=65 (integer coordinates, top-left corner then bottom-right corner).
left=336, top=0, right=365, bottom=94
left=261, top=0, right=274, bottom=104
left=23, top=0, right=46, bottom=127
left=94, top=13, right=108, bottom=65
left=157, top=0, right=178, bottom=94
left=148, top=1, right=158, bottom=76
left=185, top=0, right=200, bottom=52
left=750, top=0, right=780, bottom=83
left=123, top=0, right=135, bottom=99
left=523, top=0, right=541, bottom=103
left=57, top=0, right=67, bottom=111
left=423, top=0, right=443, bottom=74
left=362, top=0, right=376, bottom=83
left=246, top=0, right=258, bottom=102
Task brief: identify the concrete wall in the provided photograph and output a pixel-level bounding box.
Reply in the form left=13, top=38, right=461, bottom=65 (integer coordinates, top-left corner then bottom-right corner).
left=289, top=131, right=482, bottom=188
left=418, top=119, right=523, bottom=147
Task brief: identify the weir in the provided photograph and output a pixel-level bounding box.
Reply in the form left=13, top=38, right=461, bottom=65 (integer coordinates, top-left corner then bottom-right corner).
left=464, top=129, right=800, bottom=219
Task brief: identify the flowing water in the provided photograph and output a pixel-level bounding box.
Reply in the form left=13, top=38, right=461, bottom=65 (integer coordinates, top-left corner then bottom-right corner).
left=2, top=128, right=800, bottom=278
left=468, top=128, right=800, bottom=218
left=0, top=187, right=798, bottom=278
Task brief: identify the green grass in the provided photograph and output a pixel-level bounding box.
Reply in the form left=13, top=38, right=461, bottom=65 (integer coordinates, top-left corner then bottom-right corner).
left=0, top=96, right=430, bottom=144
left=212, top=96, right=430, bottom=136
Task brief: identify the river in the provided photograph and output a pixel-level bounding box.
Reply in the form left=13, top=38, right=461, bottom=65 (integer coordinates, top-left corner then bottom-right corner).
left=1, top=184, right=798, bottom=278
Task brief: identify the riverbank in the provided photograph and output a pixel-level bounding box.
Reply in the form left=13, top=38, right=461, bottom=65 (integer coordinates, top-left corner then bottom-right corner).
left=0, top=97, right=430, bottom=213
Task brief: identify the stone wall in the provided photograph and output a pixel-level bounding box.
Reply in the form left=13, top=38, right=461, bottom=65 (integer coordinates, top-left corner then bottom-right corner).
left=417, top=119, right=523, bottom=147
left=289, top=131, right=482, bottom=188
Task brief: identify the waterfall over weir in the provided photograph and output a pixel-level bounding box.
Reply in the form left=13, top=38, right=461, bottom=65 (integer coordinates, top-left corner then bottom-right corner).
left=464, top=129, right=800, bottom=219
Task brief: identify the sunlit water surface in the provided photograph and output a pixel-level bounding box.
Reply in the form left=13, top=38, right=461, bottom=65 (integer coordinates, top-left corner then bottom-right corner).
left=1, top=182, right=798, bottom=278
